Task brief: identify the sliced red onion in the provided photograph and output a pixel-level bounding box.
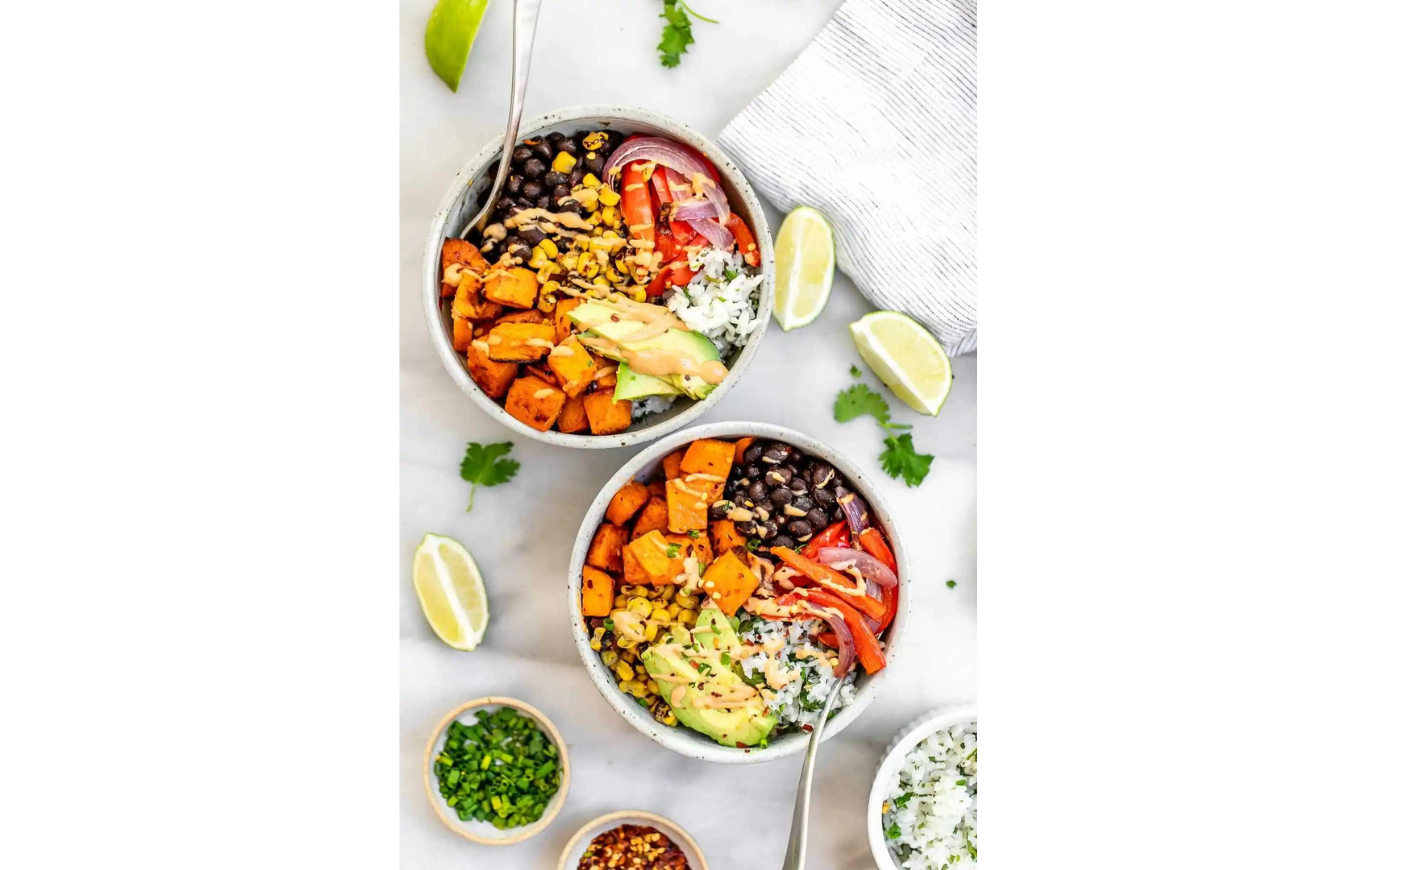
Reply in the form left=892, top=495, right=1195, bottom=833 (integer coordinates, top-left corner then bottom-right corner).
left=688, top=217, right=735, bottom=251
left=817, top=548, right=898, bottom=587
left=838, top=490, right=870, bottom=536
left=862, top=581, right=883, bottom=634
left=803, top=604, right=856, bottom=677
left=667, top=198, right=719, bottom=222
left=603, top=137, right=729, bottom=221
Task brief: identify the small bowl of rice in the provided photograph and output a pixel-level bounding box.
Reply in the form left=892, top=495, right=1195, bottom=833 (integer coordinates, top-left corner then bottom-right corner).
left=422, top=105, right=774, bottom=449
left=868, top=706, right=978, bottom=870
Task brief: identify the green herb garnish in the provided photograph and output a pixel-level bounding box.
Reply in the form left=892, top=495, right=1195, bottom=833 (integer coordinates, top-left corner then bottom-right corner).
left=665, top=543, right=682, bottom=559
left=459, top=441, right=520, bottom=511
left=433, top=707, right=561, bottom=827
left=746, top=537, right=761, bottom=551
left=688, top=529, right=700, bottom=539
left=954, top=779, right=967, bottom=786
left=658, top=0, right=716, bottom=68
left=947, top=580, right=957, bottom=589
left=886, top=822, right=902, bottom=839
left=850, top=364, right=863, bottom=378
left=834, top=382, right=934, bottom=487
left=894, top=791, right=914, bottom=808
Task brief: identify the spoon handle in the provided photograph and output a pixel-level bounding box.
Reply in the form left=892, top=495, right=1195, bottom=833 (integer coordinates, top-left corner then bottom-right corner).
left=461, top=0, right=544, bottom=238
left=780, top=677, right=847, bottom=870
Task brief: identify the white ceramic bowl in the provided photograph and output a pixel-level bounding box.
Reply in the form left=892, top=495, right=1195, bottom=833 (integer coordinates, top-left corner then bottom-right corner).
left=556, top=810, right=708, bottom=870
left=422, top=696, right=572, bottom=846
left=567, top=421, right=911, bottom=763
left=422, top=104, right=775, bottom=448
left=867, top=705, right=979, bottom=869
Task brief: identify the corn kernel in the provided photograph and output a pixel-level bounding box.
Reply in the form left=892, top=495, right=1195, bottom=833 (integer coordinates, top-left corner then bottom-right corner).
left=677, top=608, right=697, bottom=625
left=616, top=635, right=634, bottom=649
left=597, top=189, right=621, bottom=207
left=589, top=638, right=601, bottom=652
left=600, top=206, right=620, bottom=224
left=536, top=264, right=559, bottom=283
left=551, top=152, right=577, bottom=174
left=581, top=173, right=601, bottom=189
left=602, top=649, right=619, bottom=667
left=614, top=594, right=629, bottom=608
left=642, top=622, right=659, bottom=642
left=666, top=602, right=682, bottom=618
left=583, top=132, right=608, bottom=151
left=537, top=292, right=556, bottom=313
left=614, top=660, right=634, bottom=682
left=650, top=608, right=670, bottom=624
left=618, top=679, right=632, bottom=693
left=593, top=275, right=609, bottom=287
left=674, top=591, right=698, bottom=608
left=628, top=285, right=647, bottom=303
left=627, top=597, right=652, bottom=617
left=582, top=262, right=600, bottom=278
left=536, top=239, right=559, bottom=259
left=542, top=280, right=561, bottom=296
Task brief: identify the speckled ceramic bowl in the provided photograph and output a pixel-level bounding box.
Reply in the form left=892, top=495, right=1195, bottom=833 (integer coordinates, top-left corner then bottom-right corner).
left=567, top=421, right=911, bottom=764
left=422, top=105, right=775, bottom=449
left=556, top=810, right=708, bottom=870
left=867, top=705, right=978, bottom=869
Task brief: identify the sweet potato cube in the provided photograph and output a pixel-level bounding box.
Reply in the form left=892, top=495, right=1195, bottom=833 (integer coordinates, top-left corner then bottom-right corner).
left=665, top=532, right=713, bottom=568
left=622, top=545, right=647, bottom=585
left=452, top=315, right=474, bottom=352
left=581, top=566, right=616, bottom=617
left=484, top=266, right=539, bottom=309
left=486, top=322, right=557, bottom=362
left=557, top=394, right=588, bottom=433
left=624, top=531, right=685, bottom=586
left=662, top=449, right=686, bottom=480
left=710, top=519, right=746, bottom=556
left=681, top=439, right=735, bottom=480
left=583, top=390, right=632, bottom=435
left=701, top=549, right=760, bottom=616
left=466, top=341, right=518, bottom=399
left=647, top=480, right=666, bottom=499
left=554, top=297, right=583, bottom=344
left=733, top=437, right=756, bottom=464
left=503, top=375, right=566, bottom=431
left=587, top=522, right=628, bottom=573
left=605, top=481, right=651, bottom=526
left=666, top=477, right=715, bottom=533
left=546, top=336, right=595, bottom=398
left=632, top=496, right=669, bottom=539
left=497, top=309, right=546, bottom=325
left=441, top=238, right=488, bottom=297
left=452, top=275, right=501, bottom=321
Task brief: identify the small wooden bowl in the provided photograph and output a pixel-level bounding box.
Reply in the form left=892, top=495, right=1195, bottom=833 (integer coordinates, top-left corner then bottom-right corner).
left=423, top=696, right=571, bottom=846
left=556, top=810, right=709, bottom=870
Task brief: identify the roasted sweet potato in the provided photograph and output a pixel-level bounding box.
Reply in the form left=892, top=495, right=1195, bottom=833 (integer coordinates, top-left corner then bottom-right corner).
left=486, top=322, right=557, bottom=362
left=546, top=336, right=595, bottom=398
left=484, top=266, right=539, bottom=309
left=681, top=438, right=735, bottom=480
left=664, top=532, right=712, bottom=567
left=622, top=545, right=646, bottom=585
left=606, top=481, right=651, bottom=527
left=666, top=477, right=718, bottom=533
left=587, top=522, right=628, bottom=573
left=623, top=530, right=686, bottom=586
left=441, top=238, right=489, bottom=297
left=733, top=437, right=756, bottom=464
left=710, top=519, right=746, bottom=555
left=632, top=496, right=669, bottom=539
left=701, top=549, right=759, bottom=616
left=497, top=309, right=547, bottom=325
left=583, top=390, right=632, bottom=435
left=557, top=394, right=588, bottom=433
left=452, top=275, right=502, bottom=321
left=661, top=449, right=686, bottom=480
left=647, top=480, right=666, bottom=499
left=581, top=566, right=616, bottom=618
left=504, top=375, right=566, bottom=431
left=466, top=341, right=518, bottom=399
left=452, top=315, right=474, bottom=352
left=554, top=297, right=583, bottom=344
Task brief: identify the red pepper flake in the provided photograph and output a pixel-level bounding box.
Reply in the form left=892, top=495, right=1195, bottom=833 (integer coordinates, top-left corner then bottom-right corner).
left=577, top=824, right=688, bottom=870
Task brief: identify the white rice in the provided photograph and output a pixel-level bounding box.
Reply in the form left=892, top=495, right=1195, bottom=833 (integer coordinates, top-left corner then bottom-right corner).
left=737, top=616, right=856, bottom=730
left=666, top=248, right=767, bottom=354
left=882, top=723, right=979, bottom=869
left=630, top=395, right=678, bottom=420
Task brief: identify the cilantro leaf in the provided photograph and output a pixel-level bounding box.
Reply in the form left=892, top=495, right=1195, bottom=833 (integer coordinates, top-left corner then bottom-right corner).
left=834, top=383, right=892, bottom=427
left=880, top=433, right=933, bottom=487
left=850, top=364, right=862, bottom=378
left=657, top=1, right=694, bottom=68
left=459, top=441, right=520, bottom=511
left=665, top=543, right=682, bottom=559
left=947, top=580, right=957, bottom=589
left=886, top=822, right=902, bottom=839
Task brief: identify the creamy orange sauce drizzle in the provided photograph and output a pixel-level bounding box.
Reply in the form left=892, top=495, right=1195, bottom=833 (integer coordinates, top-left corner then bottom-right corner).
left=504, top=207, right=593, bottom=232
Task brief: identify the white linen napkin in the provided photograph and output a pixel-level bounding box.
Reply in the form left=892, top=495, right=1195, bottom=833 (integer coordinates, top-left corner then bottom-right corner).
left=718, top=0, right=977, bottom=354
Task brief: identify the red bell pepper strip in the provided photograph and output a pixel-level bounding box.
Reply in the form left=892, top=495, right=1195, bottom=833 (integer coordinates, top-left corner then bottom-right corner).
left=784, top=588, right=887, bottom=675
left=770, top=547, right=887, bottom=623
left=620, top=162, right=656, bottom=245
left=816, top=630, right=838, bottom=648
left=802, top=521, right=849, bottom=560
left=859, top=528, right=899, bottom=631
left=645, top=258, right=697, bottom=297
left=725, top=213, right=762, bottom=267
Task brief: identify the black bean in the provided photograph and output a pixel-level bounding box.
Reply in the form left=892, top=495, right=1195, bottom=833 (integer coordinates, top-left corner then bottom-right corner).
left=516, top=196, right=534, bottom=209
left=543, top=170, right=568, bottom=187
left=789, top=478, right=809, bottom=494
left=729, top=464, right=747, bottom=480
left=762, top=444, right=792, bottom=465
left=568, top=168, right=585, bottom=188
left=498, top=197, right=520, bottom=214
left=512, top=146, right=533, bottom=164
left=535, top=194, right=552, bottom=210
left=787, top=519, right=813, bottom=539
left=552, top=183, right=571, bottom=202
left=559, top=137, right=580, bottom=157
left=762, top=519, right=780, bottom=539
left=546, top=131, right=565, bottom=146
left=764, top=467, right=793, bottom=486
left=708, top=501, right=732, bottom=521
left=742, top=443, right=764, bottom=464
left=810, top=464, right=837, bottom=488
left=746, top=481, right=768, bottom=502
left=523, top=158, right=547, bottom=178
left=769, top=487, right=793, bottom=507
left=831, top=506, right=845, bottom=523
left=584, top=154, right=605, bottom=176
left=521, top=180, right=544, bottom=200
left=790, top=494, right=815, bottom=513
left=559, top=198, right=584, bottom=216
left=771, top=535, right=796, bottom=550
left=531, top=139, right=553, bottom=161
left=518, top=226, right=547, bottom=246
left=813, top=486, right=836, bottom=507
left=505, top=174, right=523, bottom=196
left=742, top=464, right=762, bottom=479
left=806, top=508, right=829, bottom=527
left=505, top=240, right=531, bottom=260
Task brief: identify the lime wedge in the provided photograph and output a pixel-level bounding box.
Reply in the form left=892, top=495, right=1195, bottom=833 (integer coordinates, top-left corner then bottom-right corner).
left=424, top=0, right=491, bottom=93
left=772, top=206, right=835, bottom=331
left=413, top=533, right=489, bottom=650
left=850, top=311, right=954, bottom=416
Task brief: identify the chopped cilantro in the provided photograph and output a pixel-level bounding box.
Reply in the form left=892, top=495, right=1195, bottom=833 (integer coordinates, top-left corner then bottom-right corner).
left=834, top=380, right=933, bottom=487
left=665, top=543, right=682, bottom=559
left=688, top=529, right=700, bottom=539
left=946, top=579, right=957, bottom=589
left=886, top=822, right=902, bottom=839
left=459, top=441, right=519, bottom=511
left=850, top=364, right=863, bottom=378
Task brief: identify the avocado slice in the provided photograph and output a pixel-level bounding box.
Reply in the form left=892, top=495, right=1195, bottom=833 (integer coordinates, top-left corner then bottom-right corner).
left=567, top=301, right=723, bottom=400
left=613, top=362, right=680, bottom=402
left=641, top=608, right=777, bottom=748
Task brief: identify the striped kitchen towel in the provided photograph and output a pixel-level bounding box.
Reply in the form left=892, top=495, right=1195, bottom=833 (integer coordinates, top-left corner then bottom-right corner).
left=718, top=0, right=977, bottom=355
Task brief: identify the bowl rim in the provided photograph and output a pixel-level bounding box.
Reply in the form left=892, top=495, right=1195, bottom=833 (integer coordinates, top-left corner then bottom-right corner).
left=421, top=695, right=572, bottom=846
left=566, top=420, right=911, bottom=764
left=866, top=704, right=978, bottom=870
left=555, top=809, right=709, bottom=870
left=421, top=103, right=775, bottom=449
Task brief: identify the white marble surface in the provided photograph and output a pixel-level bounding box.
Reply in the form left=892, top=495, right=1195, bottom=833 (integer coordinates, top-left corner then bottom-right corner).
left=400, top=1, right=976, bottom=867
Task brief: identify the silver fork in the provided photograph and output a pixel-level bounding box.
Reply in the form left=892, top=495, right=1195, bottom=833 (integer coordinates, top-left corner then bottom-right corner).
left=780, top=677, right=847, bottom=870
left=458, top=0, right=544, bottom=239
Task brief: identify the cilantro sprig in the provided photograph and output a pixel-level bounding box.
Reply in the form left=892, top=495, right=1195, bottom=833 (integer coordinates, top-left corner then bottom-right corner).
left=833, top=380, right=934, bottom=487
left=658, top=0, right=717, bottom=68
left=459, top=441, right=520, bottom=511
